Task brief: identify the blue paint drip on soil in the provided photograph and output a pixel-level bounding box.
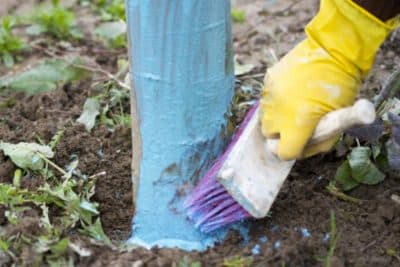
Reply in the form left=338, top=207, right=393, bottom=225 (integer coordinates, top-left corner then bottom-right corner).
left=251, top=244, right=261, bottom=255
left=323, top=233, right=330, bottom=242
left=274, top=240, right=281, bottom=249
left=300, top=228, right=311, bottom=238
left=126, top=0, right=237, bottom=251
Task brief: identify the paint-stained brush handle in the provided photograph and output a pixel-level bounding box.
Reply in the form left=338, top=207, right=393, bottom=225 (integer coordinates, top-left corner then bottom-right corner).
left=268, top=99, right=376, bottom=154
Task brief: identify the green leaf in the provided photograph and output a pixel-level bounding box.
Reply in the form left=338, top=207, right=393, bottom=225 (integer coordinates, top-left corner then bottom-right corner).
left=334, top=160, right=359, bottom=191
left=0, top=59, right=85, bottom=94
left=348, top=147, right=385, bottom=185
left=26, top=24, right=46, bottom=35
left=13, top=169, right=22, bottom=188
left=32, top=5, right=81, bottom=40
left=80, top=218, right=111, bottom=245
left=49, top=129, right=65, bottom=150
left=0, top=16, right=24, bottom=59
left=77, top=98, right=101, bottom=132
left=2, top=52, right=14, bottom=68
left=79, top=200, right=99, bottom=215
left=0, top=239, right=9, bottom=252
left=231, top=9, right=246, bottom=23
left=0, top=184, right=29, bottom=206
left=50, top=238, right=69, bottom=258
left=0, top=141, right=54, bottom=171
left=79, top=200, right=99, bottom=224
left=95, top=21, right=126, bottom=40
left=95, top=20, right=126, bottom=48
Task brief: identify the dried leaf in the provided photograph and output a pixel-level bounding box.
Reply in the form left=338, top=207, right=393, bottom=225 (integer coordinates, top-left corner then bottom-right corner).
left=77, top=98, right=101, bottom=132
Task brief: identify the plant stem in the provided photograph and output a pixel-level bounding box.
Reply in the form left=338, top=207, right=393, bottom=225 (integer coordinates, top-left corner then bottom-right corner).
left=88, top=171, right=107, bottom=180
left=13, top=169, right=22, bottom=188
left=325, top=210, right=339, bottom=267
left=37, top=152, right=68, bottom=177
left=327, top=184, right=363, bottom=205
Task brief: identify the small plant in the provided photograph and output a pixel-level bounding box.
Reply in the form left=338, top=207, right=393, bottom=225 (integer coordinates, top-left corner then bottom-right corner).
left=27, top=0, right=82, bottom=40
left=0, top=16, right=24, bottom=67
left=95, top=20, right=127, bottom=48
left=231, top=8, right=246, bottom=23
left=325, top=211, right=339, bottom=267
left=330, top=69, right=400, bottom=196
left=0, top=135, right=110, bottom=265
left=178, top=256, right=201, bottom=267
left=0, top=59, right=86, bottom=94
left=81, top=0, right=125, bottom=21
left=222, top=256, right=253, bottom=267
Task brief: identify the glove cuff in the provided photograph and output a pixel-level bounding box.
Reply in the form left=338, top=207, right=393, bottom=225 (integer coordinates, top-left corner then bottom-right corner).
left=305, top=0, right=399, bottom=78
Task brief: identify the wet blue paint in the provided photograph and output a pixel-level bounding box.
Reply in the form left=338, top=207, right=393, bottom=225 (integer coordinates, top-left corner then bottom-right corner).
left=323, top=233, right=330, bottom=242
left=259, top=236, right=268, bottom=244
left=300, top=228, right=311, bottom=238
left=274, top=240, right=281, bottom=249
left=126, top=0, right=235, bottom=251
left=251, top=244, right=261, bottom=255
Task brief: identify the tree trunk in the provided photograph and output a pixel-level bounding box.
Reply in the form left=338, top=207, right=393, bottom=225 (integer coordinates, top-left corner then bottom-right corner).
left=126, top=0, right=234, bottom=250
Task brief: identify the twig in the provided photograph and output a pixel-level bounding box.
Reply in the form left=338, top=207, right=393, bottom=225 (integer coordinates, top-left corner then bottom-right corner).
left=273, top=0, right=302, bottom=16
left=37, top=153, right=68, bottom=177
left=30, top=43, right=59, bottom=58
left=361, top=240, right=377, bottom=252
left=73, top=63, right=131, bottom=90
left=89, top=171, right=107, bottom=180
left=237, top=72, right=265, bottom=80
left=327, top=184, right=363, bottom=205
left=30, top=42, right=130, bottom=90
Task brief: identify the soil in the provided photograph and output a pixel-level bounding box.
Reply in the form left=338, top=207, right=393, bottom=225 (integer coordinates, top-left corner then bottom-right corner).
left=1, top=0, right=400, bottom=266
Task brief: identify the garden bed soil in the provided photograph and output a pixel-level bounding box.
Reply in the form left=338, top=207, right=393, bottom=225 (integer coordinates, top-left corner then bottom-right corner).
left=1, top=0, right=400, bottom=266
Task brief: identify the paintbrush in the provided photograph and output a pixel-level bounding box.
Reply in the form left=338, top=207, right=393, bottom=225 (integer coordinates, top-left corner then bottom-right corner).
left=184, top=99, right=376, bottom=233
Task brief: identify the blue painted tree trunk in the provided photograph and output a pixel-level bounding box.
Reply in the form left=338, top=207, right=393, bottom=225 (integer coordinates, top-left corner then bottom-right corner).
left=126, top=0, right=235, bottom=250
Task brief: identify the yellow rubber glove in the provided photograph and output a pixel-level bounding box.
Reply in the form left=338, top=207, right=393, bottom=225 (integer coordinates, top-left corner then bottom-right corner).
left=260, top=0, right=398, bottom=160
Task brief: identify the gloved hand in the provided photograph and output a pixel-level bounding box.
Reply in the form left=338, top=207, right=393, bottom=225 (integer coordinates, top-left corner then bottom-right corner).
left=260, top=0, right=398, bottom=160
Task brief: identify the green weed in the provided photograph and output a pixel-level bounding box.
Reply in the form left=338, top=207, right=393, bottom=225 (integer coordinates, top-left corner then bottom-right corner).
left=0, top=59, right=85, bottom=94
left=231, top=9, right=246, bottom=23
left=0, top=133, right=110, bottom=265
left=178, top=256, right=201, bottom=267
left=0, top=16, right=24, bottom=67
left=222, top=256, right=253, bottom=267
left=27, top=1, right=82, bottom=40
left=332, top=69, right=400, bottom=194
left=81, top=0, right=125, bottom=21
left=325, top=211, right=339, bottom=267
left=96, top=0, right=126, bottom=21
left=95, top=21, right=127, bottom=48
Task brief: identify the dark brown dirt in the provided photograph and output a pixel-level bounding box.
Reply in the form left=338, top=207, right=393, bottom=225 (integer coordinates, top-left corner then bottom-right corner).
left=0, top=78, right=134, bottom=242
left=1, top=0, right=400, bottom=266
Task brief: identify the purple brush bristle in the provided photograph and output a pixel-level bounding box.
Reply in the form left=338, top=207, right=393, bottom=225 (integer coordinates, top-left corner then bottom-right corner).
left=184, top=102, right=259, bottom=233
